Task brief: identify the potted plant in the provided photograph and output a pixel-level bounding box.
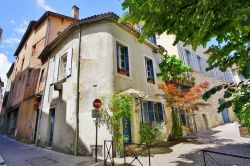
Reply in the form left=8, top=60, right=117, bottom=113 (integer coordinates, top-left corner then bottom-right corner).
left=118, top=68, right=129, bottom=76
left=147, top=77, right=154, bottom=84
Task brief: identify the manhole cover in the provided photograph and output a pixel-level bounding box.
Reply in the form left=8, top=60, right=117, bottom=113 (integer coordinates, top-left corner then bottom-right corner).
left=26, top=156, right=56, bottom=166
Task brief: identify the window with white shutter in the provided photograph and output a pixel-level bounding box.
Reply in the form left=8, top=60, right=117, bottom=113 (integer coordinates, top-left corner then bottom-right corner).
left=55, top=48, right=73, bottom=82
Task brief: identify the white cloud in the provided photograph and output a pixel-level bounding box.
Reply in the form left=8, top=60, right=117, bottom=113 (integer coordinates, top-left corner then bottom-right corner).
left=0, top=53, right=11, bottom=90
left=10, top=20, right=15, bottom=24
left=14, top=27, right=27, bottom=34
left=36, top=0, right=56, bottom=12
left=3, top=37, right=21, bottom=45
left=23, top=20, right=29, bottom=26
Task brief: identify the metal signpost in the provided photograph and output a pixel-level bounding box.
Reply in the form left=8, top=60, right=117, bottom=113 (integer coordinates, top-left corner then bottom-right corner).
left=92, top=99, right=102, bottom=162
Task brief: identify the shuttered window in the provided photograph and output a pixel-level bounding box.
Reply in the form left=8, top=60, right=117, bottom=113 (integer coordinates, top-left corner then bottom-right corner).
left=142, top=101, right=164, bottom=123
left=145, top=58, right=155, bottom=84
left=53, top=48, right=72, bottom=83
left=117, top=43, right=129, bottom=76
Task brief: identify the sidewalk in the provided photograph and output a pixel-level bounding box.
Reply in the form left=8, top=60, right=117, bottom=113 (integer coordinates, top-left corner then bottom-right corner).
left=0, top=135, right=102, bottom=166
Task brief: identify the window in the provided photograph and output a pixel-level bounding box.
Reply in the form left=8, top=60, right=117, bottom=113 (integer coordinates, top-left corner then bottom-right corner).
left=185, top=49, right=191, bottom=66
left=145, top=58, right=155, bottom=84
left=39, top=69, right=44, bottom=83
left=48, top=84, right=54, bottom=102
left=21, top=58, right=25, bottom=71
left=197, top=56, right=203, bottom=72
left=58, top=53, right=67, bottom=80
left=147, top=35, right=157, bottom=45
left=16, top=77, right=21, bottom=97
left=54, top=48, right=72, bottom=82
left=32, top=44, right=36, bottom=56
left=142, top=101, right=164, bottom=123
left=26, top=69, right=32, bottom=87
left=116, top=43, right=129, bottom=76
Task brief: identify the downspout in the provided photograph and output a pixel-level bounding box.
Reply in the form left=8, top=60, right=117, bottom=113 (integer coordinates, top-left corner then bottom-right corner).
left=74, top=24, right=81, bottom=156
left=35, top=49, right=50, bottom=146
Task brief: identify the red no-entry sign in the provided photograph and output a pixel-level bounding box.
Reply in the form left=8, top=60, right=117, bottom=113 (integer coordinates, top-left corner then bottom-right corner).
left=93, top=98, right=102, bottom=109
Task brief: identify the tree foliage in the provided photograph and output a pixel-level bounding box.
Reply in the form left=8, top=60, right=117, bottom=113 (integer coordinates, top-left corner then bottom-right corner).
left=158, top=54, right=192, bottom=82
left=121, top=0, right=250, bottom=116
left=203, top=80, right=250, bottom=111
left=121, top=1, right=250, bottom=75
left=159, top=81, right=209, bottom=111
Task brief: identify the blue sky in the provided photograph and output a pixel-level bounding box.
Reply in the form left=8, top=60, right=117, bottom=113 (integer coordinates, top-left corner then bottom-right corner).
left=0, top=0, right=124, bottom=86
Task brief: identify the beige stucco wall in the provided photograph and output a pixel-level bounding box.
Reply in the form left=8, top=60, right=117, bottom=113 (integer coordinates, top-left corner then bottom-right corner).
left=157, top=33, right=235, bottom=132
left=38, top=21, right=172, bottom=154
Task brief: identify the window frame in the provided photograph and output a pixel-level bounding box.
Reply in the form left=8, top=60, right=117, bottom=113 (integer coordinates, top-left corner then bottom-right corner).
left=141, top=101, right=164, bottom=123
left=144, top=56, right=155, bottom=84
left=116, top=42, right=130, bottom=77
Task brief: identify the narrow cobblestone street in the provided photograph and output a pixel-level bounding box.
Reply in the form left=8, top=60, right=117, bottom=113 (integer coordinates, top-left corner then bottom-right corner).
left=115, top=122, right=250, bottom=166
left=0, top=136, right=100, bottom=166
left=0, top=123, right=250, bottom=166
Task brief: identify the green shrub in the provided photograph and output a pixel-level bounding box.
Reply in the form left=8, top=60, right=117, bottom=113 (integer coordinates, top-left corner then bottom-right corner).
left=139, top=122, right=164, bottom=144
left=139, top=122, right=155, bottom=144
left=235, top=103, right=250, bottom=130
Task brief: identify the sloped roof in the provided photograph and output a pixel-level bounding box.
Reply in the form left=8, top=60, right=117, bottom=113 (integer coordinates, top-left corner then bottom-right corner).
left=14, top=11, right=76, bottom=57
left=39, top=12, right=159, bottom=61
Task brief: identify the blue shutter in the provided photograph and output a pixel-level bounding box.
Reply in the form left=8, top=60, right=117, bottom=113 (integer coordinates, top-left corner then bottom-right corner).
left=148, top=101, right=154, bottom=122
left=125, top=47, right=129, bottom=75
left=116, top=45, right=119, bottom=70
left=150, top=61, right=155, bottom=83
left=158, top=103, right=164, bottom=122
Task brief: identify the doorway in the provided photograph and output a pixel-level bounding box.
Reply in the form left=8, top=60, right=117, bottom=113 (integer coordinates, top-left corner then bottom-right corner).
left=49, top=108, right=55, bottom=147
left=123, top=118, right=132, bottom=143
left=221, top=108, right=230, bottom=123
left=202, top=114, right=209, bottom=130
left=219, top=99, right=230, bottom=123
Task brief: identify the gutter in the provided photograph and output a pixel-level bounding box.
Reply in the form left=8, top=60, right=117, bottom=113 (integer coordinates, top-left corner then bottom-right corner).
left=74, top=23, right=81, bottom=156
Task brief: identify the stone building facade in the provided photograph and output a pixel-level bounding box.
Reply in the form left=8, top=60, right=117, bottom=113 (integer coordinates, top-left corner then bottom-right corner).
left=0, top=8, right=77, bottom=143
left=157, top=34, right=235, bottom=133
left=37, top=12, right=168, bottom=155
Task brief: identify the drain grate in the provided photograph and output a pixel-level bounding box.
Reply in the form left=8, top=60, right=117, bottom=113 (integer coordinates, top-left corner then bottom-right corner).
left=26, top=156, right=56, bottom=166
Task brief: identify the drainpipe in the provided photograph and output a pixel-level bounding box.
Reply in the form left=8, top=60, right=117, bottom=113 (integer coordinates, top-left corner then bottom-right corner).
left=74, top=24, right=81, bottom=156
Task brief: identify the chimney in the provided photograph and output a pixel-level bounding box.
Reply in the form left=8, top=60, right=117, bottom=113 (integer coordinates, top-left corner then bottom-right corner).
left=72, top=5, right=79, bottom=19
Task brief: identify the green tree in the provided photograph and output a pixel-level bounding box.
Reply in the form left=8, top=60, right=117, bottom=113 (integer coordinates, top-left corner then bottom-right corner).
left=121, top=0, right=250, bottom=113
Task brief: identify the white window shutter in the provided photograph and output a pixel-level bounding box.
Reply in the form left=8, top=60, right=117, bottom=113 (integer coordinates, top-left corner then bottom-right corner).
left=54, top=57, right=59, bottom=83
left=66, top=48, right=73, bottom=77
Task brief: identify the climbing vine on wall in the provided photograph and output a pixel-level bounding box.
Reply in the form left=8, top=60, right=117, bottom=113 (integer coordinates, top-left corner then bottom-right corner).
left=99, top=93, right=132, bottom=151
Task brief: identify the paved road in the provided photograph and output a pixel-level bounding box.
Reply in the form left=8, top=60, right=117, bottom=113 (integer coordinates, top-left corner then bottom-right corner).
left=0, top=136, right=100, bottom=166
left=115, top=123, right=250, bottom=166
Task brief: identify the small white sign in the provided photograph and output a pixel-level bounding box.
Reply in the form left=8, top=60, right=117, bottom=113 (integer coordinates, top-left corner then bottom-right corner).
left=92, top=109, right=102, bottom=118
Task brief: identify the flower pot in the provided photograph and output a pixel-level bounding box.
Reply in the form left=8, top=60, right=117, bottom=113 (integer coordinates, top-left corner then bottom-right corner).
left=118, top=69, right=129, bottom=76
left=147, top=79, right=154, bottom=84
left=239, top=126, right=250, bottom=138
